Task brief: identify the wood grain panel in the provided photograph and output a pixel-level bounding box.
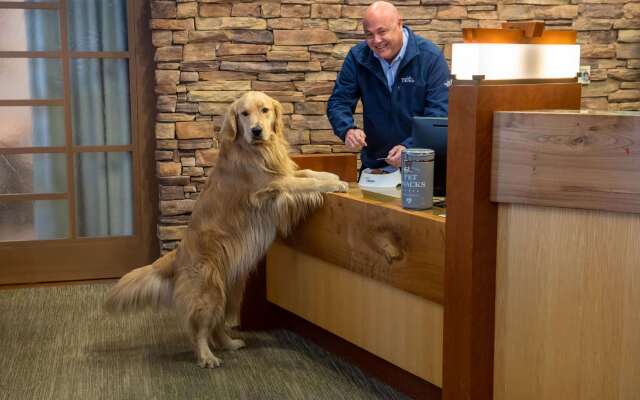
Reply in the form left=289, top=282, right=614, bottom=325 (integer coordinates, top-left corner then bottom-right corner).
left=267, top=241, right=444, bottom=386
left=291, top=153, right=358, bottom=183
left=494, top=204, right=640, bottom=400
left=444, top=81, right=582, bottom=400
left=492, top=110, right=640, bottom=213
left=283, top=188, right=446, bottom=304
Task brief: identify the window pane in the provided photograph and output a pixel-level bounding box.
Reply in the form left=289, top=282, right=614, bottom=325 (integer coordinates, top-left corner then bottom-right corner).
left=67, top=0, right=128, bottom=52
left=0, top=58, right=63, bottom=100
left=0, top=106, right=65, bottom=147
left=0, top=153, right=66, bottom=194
left=71, top=59, right=131, bottom=145
left=0, top=199, right=68, bottom=241
left=0, top=9, right=60, bottom=51
left=75, top=152, right=132, bottom=237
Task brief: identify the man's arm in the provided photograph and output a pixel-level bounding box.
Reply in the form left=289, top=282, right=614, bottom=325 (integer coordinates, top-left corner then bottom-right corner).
left=327, top=51, right=361, bottom=142
left=400, top=50, right=450, bottom=149
left=423, top=50, right=450, bottom=118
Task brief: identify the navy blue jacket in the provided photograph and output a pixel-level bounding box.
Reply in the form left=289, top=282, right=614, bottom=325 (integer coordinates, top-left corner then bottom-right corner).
left=327, top=27, right=449, bottom=169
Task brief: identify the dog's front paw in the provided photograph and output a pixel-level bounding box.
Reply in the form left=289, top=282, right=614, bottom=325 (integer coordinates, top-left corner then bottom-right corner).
left=332, top=181, right=349, bottom=193
left=198, top=354, right=222, bottom=369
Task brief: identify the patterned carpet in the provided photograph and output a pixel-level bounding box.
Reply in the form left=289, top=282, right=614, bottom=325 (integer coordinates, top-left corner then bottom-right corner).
left=0, top=283, right=409, bottom=400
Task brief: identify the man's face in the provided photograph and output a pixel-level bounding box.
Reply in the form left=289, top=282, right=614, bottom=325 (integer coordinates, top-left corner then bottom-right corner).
left=363, top=14, right=403, bottom=62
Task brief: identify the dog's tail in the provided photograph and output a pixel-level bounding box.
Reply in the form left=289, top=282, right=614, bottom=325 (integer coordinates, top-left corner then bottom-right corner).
left=104, top=250, right=176, bottom=313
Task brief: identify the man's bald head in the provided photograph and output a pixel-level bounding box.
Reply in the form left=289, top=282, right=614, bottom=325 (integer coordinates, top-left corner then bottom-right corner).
left=364, top=1, right=401, bottom=26
left=362, top=1, right=404, bottom=62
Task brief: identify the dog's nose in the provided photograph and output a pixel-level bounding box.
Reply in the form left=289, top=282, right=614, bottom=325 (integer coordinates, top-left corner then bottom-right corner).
left=251, top=126, right=262, bottom=138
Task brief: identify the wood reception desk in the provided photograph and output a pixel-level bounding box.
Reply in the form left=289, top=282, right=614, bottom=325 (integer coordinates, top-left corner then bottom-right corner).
left=256, top=107, right=639, bottom=400
left=491, top=110, right=640, bottom=400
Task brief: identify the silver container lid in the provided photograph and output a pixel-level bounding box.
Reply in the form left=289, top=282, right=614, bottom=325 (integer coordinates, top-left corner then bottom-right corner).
left=402, top=148, right=435, bottom=162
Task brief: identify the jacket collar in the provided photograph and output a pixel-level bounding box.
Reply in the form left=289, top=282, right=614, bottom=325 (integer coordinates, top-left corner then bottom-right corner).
left=355, top=26, right=419, bottom=86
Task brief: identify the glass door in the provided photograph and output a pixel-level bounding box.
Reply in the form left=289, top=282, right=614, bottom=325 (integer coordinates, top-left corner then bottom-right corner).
left=0, top=0, right=157, bottom=284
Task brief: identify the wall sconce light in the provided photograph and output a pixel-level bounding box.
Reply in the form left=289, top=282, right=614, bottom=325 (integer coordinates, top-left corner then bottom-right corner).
left=451, top=22, right=580, bottom=81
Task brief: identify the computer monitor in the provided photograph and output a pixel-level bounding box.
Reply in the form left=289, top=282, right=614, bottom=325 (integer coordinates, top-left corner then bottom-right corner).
left=411, top=116, right=447, bottom=197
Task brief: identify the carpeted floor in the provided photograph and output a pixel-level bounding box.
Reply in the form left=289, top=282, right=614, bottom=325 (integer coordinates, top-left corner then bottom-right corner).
left=0, top=283, right=409, bottom=400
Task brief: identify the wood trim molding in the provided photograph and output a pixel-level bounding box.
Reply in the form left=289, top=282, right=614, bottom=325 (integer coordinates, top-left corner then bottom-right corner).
left=443, top=81, right=582, bottom=400
left=0, top=99, right=64, bottom=107
left=0, top=51, right=60, bottom=58
left=0, top=2, right=58, bottom=9
left=0, top=193, right=67, bottom=202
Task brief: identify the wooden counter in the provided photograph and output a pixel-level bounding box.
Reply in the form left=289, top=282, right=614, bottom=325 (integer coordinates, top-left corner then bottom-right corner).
left=266, top=187, right=446, bottom=386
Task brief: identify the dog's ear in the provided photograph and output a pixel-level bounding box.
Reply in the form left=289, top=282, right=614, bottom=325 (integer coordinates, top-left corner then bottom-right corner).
left=220, top=101, right=238, bottom=141
left=272, top=98, right=284, bottom=137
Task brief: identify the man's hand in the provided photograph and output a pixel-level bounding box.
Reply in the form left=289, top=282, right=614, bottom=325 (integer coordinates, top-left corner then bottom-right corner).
left=345, top=128, right=367, bottom=151
left=386, top=145, right=406, bottom=168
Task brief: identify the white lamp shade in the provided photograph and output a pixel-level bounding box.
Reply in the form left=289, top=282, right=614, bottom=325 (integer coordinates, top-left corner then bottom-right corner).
left=451, top=43, right=580, bottom=81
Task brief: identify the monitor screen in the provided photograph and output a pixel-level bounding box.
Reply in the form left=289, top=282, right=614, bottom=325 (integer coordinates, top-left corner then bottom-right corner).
left=411, top=116, right=447, bottom=197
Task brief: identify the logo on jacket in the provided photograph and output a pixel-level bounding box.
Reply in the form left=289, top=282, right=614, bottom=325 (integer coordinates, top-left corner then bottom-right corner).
left=400, top=76, right=415, bottom=84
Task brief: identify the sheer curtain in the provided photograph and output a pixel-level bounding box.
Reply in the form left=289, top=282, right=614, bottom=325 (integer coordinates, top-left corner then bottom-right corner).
left=27, top=9, right=67, bottom=238
left=30, top=0, right=132, bottom=238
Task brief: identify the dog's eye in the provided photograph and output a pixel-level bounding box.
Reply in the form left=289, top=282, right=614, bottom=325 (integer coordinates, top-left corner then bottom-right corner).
left=261, top=108, right=269, bottom=113
left=241, top=111, right=249, bottom=117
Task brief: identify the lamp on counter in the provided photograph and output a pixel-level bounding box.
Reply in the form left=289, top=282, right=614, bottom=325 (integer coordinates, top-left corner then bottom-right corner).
left=450, top=22, right=580, bottom=81
left=443, top=21, right=583, bottom=400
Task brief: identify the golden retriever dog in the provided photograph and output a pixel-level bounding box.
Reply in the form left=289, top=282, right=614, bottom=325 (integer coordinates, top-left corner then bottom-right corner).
left=105, top=91, right=348, bottom=368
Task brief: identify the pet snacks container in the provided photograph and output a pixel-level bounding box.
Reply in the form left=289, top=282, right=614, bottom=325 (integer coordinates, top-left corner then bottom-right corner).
left=401, top=148, right=434, bottom=210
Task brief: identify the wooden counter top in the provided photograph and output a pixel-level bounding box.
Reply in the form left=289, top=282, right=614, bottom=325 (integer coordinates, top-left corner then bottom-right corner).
left=281, top=185, right=446, bottom=304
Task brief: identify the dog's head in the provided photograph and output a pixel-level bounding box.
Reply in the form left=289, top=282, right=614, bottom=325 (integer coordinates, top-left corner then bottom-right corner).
left=219, top=91, right=284, bottom=146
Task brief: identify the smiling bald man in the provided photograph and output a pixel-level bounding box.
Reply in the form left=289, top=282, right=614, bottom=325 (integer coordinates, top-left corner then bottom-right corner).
left=327, top=1, right=450, bottom=169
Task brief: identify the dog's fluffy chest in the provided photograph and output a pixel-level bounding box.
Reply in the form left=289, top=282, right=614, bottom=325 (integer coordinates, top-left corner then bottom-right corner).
left=231, top=210, right=277, bottom=280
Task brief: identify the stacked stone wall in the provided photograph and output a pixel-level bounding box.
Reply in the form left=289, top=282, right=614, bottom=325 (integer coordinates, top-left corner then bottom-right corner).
left=151, top=0, right=640, bottom=251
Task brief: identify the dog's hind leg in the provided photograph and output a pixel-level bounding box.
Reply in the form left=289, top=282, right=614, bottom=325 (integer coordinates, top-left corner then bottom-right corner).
left=224, top=273, right=247, bottom=328
left=181, top=269, right=226, bottom=368
left=187, top=301, right=224, bottom=368
left=212, top=323, right=246, bottom=351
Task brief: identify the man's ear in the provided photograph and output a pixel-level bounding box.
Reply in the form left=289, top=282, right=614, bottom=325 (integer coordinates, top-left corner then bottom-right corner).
left=220, top=101, right=238, bottom=141
left=272, top=99, right=284, bottom=137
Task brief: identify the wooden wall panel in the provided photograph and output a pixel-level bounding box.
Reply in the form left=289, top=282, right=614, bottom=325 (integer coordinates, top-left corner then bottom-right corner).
left=267, top=241, right=444, bottom=387
left=494, top=204, right=640, bottom=400
left=492, top=110, right=640, bottom=213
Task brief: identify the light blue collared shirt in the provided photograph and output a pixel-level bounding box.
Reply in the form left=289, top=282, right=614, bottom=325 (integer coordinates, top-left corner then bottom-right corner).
left=373, top=27, right=409, bottom=92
